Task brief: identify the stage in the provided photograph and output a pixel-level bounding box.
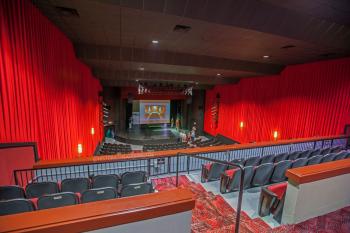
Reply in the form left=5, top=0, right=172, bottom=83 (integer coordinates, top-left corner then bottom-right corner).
left=116, top=124, right=183, bottom=145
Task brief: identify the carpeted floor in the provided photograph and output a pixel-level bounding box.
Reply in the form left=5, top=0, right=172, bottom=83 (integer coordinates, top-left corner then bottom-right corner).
left=152, top=176, right=350, bottom=233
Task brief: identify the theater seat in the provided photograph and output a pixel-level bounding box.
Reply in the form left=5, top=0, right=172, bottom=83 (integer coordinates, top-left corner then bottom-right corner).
left=120, top=183, right=154, bottom=197
left=81, top=188, right=117, bottom=203
left=273, top=153, right=289, bottom=163
left=287, top=151, right=301, bottom=161
left=260, top=154, right=275, bottom=164
left=0, top=185, right=26, bottom=200
left=37, top=192, right=78, bottom=210
left=334, top=151, right=348, bottom=161
left=92, top=174, right=119, bottom=189
left=319, top=147, right=331, bottom=155
left=270, top=160, right=292, bottom=183
left=298, top=150, right=312, bottom=159
left=220, top=166, right=254, bottom=193
left=121, top=171, right=147, bottom=186
left=330, top=146, right=343, bottom=153
left=201, top=163, right=227, bottom=182
left=25, top=182, right=59, bottom=198
left=308, top=148, right=321, bottom=157
left=291, top=158, right=308, bottom=168
left=258, top=183, right=287, bottom=223
left=61, top=178, right=90, bottom=194
left=321, top=153, right=337, bottom=163
left=0, top=199, right=34, bottom=216
left=307, top=155, right=323, bottom=165
left=251, top=163, right=274, bottom=187
left=244, top=157, right=260, bottom=166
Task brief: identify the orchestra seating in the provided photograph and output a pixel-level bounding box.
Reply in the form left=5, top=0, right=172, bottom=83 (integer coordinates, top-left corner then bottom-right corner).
left=98, top=143, right=132, bottom=155
left=199, top=146, right=349, bottom=194
left=0, top=171, right=153, bottom=216
left=143, top=142, right=189, bottom=152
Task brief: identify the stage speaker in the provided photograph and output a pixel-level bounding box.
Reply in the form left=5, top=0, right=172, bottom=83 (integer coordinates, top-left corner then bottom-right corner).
left=127, top=93, right=133, bottom=103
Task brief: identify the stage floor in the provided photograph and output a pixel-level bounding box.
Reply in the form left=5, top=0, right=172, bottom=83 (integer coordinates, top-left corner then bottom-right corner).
left=116, top=125, right=182, bottom=145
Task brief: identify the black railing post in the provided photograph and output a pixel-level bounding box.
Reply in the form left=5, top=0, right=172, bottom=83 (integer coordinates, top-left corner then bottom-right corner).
left=13, top=170, right=18, bottom=186
left=176, top=153, right=179, bottom=187
left=187, top=155, right=190, bottom=174
left=235, top=168, right=245, bottom=233
left=147, top=159, right=151, bottom=177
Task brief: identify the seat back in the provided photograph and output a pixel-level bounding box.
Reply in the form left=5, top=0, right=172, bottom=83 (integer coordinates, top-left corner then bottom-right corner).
left=309, top=148, right=321, bottom=157
left=25, top=182, right=59, bottom=198
left=37, top=192, right=78, bottom=210
left=287, top=151, right=301, bottom=161
left=244, top=157, right=260, bottom=166
left=291, top=158, right=308, bottom=168
left=207, top=163, right=228, bottom=180
left=121, top=171, right=147, bottom=186
left=0, top=199, right=34, bottom=216
left=92, top=175, right=119, bottom=189
left=330, top=146, right=343, bottom=153
left=307, top=155, right=323, bottom=165
left=270, top=160, right=292, bottom=183
left=260, top=154, right=275, bottom=164
left=81, top=188, right=117, bottom=203
left=0, top=186, right=25, bottom=200
left=274, top=153, right=289, bottom=163
left=120, top=183, right=154, bottom=197
left=61, top=178, right=90, bottom=193
left=319, top=147, right=331, bottom=155
left=333, top=151, right=348, bottom=161
left=298, top=150, right=312, bottom=159
left=321, top=153, right=337, bottom=163
left=251, top=163, right=274, bottom=187
left=228, top=166, right=254, bottom=191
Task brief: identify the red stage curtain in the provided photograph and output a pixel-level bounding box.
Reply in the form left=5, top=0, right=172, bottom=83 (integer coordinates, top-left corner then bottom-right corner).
left=0, top=0, right=102, bottom=160
left=204, top=58, right=350, bottom=143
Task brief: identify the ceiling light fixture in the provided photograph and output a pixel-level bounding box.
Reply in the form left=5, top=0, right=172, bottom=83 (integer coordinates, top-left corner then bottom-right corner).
left=139, top=67, right=145, bottom=71
left=216, top=73, right=221, bottom=76
left=263, top=55, right=270, bottom=59
left=152, top=40, right=159, bottom=44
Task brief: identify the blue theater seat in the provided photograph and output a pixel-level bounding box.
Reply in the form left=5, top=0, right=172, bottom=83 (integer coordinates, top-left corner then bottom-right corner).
left=61, top=178, right=90, bottom=194
left=25, top=182, right=59, bottom=199
left=291, top=158, right=308, bottom=168
left=81, top=187, right=117, bottom=203
left=0, top=199, right=34, bottom=216
left=37, top=192, right=78, bottom=210
left=92, top=174, right=119, bottom=189
left=270, top=160, right=292, bottom=183
left=0, top=185, right=25, bottom=200
left=251, top=163, right=274, bottom=187
left=120, top=183, right=154, bottom=197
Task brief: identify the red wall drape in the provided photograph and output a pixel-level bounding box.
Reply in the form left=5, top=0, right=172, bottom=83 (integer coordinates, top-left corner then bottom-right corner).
left=0, top=0, right=102, bottom=160
left=204, top=58, right=350, bottom=143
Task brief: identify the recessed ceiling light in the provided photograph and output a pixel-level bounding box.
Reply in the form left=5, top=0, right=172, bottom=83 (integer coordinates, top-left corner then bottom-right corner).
left=139, top=67, right=145, bottom=71
left=152, top=40, right=159, bottom=44
left=136, top=79, right=139, bottom=82
left=216, top=73, right=221, bottom=76
left=195, top=82, right=199, bottom=85
left=263, top=55, right=270, bottom=59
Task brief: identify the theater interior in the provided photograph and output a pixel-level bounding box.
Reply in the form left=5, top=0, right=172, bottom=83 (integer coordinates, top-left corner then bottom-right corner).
left=1, top=0, right=350, bottom=232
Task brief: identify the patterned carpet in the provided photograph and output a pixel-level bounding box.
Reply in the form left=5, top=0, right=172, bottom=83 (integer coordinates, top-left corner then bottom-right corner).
left=152, top=176, right=350, bottom=233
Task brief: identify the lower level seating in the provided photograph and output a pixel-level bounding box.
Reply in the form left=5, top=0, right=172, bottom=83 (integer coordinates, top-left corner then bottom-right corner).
left=0, top=199, right=34, bottom=216
left=81, top=187, right=117, bottom=203
left=37, top=192, right=78, bottom=210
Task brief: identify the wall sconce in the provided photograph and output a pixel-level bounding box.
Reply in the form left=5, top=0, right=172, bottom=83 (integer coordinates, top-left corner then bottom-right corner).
left=240, top=121, right=244, bottom=128
left=273, top=131, right=278, bottom=140
left=91, top=127, right=95, bottom=135
left=78, top=144, right=83, bottom=154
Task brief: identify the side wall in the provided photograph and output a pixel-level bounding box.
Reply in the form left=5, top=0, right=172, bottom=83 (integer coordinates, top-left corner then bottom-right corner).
left=0, top=0, right=102, bottom=160
left=204, top=58, right=350, bottom=143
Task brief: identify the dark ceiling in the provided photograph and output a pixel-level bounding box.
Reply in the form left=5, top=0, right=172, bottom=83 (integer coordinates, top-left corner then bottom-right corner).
left=33, top=0, right=350, bottom=88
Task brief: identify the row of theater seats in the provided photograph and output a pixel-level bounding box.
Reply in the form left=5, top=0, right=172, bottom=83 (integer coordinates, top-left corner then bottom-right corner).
left=99, top=143, right=132, bottom=155
left=143, top=142, right=189, bottom=152
left=0, top=171, right=154, bottom=216
left=194, top=138, right=224, bottom=147
left=201, top=146, right=349, bottom=194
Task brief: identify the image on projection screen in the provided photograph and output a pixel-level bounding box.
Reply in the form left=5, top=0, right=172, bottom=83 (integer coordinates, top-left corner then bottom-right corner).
left=139, top=100, right=170, bottom=124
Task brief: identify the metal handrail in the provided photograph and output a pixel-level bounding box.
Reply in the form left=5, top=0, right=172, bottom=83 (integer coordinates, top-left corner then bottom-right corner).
left=175, top=153, right=245, bottom=233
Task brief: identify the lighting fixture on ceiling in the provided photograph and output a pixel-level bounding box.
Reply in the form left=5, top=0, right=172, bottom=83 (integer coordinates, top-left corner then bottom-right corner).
left=136, top=79, right=139, bottom=82
left=152, top=40, right=159, bottom=44
left=139, top=67, right=145, bottom=71
left=195, top=82, right=199, bottom=85
left=216, top=73, right=221, bottom=76
left=263, top=55, right=270, bottom=59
